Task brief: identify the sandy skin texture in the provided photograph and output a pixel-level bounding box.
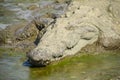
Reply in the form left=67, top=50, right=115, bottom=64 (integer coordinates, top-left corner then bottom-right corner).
left=27, top=0, right=120, bottom=66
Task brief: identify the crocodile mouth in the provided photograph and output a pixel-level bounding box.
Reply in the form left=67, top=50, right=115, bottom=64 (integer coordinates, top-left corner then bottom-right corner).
left=27, top=54, right=64, bottom=67
left=27, top=58, right=50, bottom=67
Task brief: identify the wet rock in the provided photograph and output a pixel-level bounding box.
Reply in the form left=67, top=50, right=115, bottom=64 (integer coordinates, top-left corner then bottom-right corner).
left=28, top=0, right=120, bottom=66
left=15, top=21, right=38, bottom=41
left=15, top=41, right=36, bottom=52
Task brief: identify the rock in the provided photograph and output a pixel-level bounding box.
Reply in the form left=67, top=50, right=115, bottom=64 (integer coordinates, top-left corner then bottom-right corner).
left=15, top=21, right=38, bottom=41
left=28, top=0, right=120, bottom=66
left=14, top=41, right=36, bottom=52
left=1, top=21, right=37, bottom=51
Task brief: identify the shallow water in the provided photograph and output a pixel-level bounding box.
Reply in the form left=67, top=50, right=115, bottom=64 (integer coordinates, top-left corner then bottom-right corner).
left=0, top=0, right=55, bottom=29
left=0, top=48, right=120, bottom=80
left=0, top=0, right=67, bottom=29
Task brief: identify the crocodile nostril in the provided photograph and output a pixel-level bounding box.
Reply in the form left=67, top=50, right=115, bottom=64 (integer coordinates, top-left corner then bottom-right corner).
left=52, top=54, right=63, bottom=59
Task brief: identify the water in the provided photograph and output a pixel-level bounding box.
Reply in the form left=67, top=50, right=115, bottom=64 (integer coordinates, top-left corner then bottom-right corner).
left=0, top=48, right=120, bottom=80
left=0, top=0, right=67, bottom=29
left=0, top=0, right=55, bottom=29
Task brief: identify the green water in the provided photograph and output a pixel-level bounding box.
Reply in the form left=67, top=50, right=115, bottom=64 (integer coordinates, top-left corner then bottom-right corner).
left=0, top=48, right=120, bottom=80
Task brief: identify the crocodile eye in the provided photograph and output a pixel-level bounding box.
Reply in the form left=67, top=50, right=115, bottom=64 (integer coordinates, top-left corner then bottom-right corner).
left=65, top=26, right=75, bottom=31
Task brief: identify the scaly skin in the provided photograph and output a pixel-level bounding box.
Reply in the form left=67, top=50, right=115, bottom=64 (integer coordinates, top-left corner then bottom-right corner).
left=28, top=0, right=120, bottom=66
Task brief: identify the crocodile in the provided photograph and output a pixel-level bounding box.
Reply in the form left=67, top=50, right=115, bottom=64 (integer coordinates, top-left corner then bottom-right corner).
left=27, top=0, right=120, bottom=66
